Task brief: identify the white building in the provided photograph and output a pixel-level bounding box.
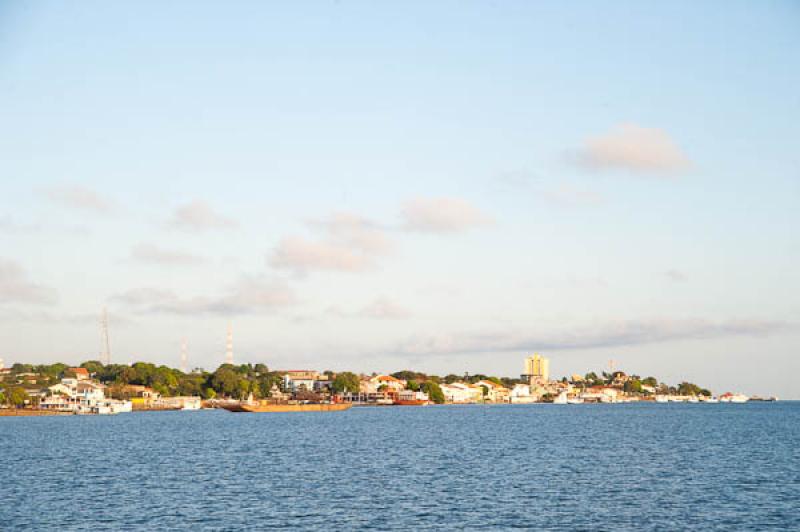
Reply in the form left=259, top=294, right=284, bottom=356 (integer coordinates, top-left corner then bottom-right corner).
left=440, top=382, right=483, bottom=404
left=39, top=377, right=131, bottom=414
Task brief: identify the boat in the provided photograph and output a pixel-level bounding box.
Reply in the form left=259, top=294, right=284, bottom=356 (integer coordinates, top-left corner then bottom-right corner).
left=220, top=400, right=353, bottom=413
left=730, top=393, right=749, bottom=403
left=553, top=392, right=568, bottom=404
left=687, top=396, right=700, bottom=403
left=655, top=395, right=669, bottom=403
left=567, top=397, right=584, bottom=405
left=393, top=399, right=429, bottom=406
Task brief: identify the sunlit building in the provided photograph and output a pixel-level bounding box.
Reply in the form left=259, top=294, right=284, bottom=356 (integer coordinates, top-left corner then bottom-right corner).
left=524, top=354, right=550, bottom=384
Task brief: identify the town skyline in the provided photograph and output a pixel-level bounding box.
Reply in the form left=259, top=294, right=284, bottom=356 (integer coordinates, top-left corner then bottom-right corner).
left=1, top=1, right=798, bottom=399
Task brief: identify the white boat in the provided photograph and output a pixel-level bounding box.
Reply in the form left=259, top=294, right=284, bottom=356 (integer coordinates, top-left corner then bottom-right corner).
left=567, top=397, right=584, bottom=405
left=553, top=392, right=568, bottom=404
left=730, top=394, right=749, bottom=403
left=687, top=397, right=699, bottom=403
left=655, top=395, right=669, bottom=403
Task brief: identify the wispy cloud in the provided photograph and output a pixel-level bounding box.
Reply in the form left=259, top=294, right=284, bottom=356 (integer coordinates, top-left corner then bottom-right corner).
left=269, top=212, right=391, bottom=275
left=577, top=124, right=689, bottom=174
left=327, top=296, right=412, bottom=320
left=130, top=243, right=207, bottom=266
left=111, top=275, right=294, bottom=315
left=394, top=318, right=790, bottom=356
left=664, top=269, right=688, bottom=282
left=541, top=183, right=604, bottom=207
left=0, top=259, right=57, bottom=305
left=168, top=200, right=238, bottom=232
left=0, top=216, right=41, bottom=234
left=358, top=296, right=411, bottom=320
left=44, top=184, right=115, bottom=213
left=402, top=197, right=492, bottom=233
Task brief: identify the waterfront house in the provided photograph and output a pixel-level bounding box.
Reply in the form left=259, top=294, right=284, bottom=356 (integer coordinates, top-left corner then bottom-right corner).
left=39, top=377, right=131, bottom=414
left=510, top=383, right=538, bottom=403
left=281, top=370, right=319, bottom=393
left=473, top=380, right=511, bottom=403
left=440, top=382, right=483, bottom=404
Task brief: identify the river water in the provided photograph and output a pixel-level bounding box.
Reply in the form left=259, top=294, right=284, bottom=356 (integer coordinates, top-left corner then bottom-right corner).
left=1, top=402, right=798, bottom=530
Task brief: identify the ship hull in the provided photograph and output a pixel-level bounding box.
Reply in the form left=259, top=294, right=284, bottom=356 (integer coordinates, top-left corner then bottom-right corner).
left=221, top=402, right=353, bottom=413
left=393, top=400, right=428, bottom=406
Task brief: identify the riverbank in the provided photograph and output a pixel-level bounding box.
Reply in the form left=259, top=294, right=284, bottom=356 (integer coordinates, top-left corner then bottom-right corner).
left=0, top=408, right=73, bottom=417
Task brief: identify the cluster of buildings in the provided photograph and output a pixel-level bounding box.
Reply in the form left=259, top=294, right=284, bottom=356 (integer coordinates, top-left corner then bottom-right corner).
left=38, top=368, right=133, bottom=415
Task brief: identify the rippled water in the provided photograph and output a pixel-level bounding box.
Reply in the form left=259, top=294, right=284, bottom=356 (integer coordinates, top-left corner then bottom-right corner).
left=1, top=403, right=799, bottom=530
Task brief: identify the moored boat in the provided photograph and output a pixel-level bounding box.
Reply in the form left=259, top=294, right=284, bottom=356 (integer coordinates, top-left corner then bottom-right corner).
left=221, top=401, right=353, bottom=413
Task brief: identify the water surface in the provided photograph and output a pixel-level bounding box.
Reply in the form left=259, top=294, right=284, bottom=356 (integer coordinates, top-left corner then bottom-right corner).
left=2, top=403, right=798, bottom=530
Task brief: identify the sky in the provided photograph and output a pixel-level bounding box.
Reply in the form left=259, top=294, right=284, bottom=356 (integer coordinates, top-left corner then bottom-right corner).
left=1, top=1, right=798, bottom=397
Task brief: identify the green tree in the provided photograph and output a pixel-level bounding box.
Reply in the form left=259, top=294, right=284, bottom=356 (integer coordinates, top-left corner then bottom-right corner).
left=642, top=376, right=658, bottom=387
left=7, top=387, right=29, bottom=407
left=331, top=372, right=360, bottom=394
left=420, top=381, right=445, bottom=404
left=623, top=379, right=643, bottom=394
left=406, top=379, right=420, bottom=391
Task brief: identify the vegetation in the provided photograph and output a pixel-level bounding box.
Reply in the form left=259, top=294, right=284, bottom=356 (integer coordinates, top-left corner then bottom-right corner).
left=331, top=372, right=360, bottom=394
left=0, top=360, right=715, bottom=402
left=420, top=381, right=445, bottom=404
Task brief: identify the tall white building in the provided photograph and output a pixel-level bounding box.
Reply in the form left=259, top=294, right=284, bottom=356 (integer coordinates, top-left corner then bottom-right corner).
left=524, top=354, right=550, bottom=383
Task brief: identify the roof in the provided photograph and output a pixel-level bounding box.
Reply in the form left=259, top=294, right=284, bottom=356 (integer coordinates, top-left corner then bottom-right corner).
left=373, top=375, right=403, bottom=383
left=68, top=367, right=90, bottom=376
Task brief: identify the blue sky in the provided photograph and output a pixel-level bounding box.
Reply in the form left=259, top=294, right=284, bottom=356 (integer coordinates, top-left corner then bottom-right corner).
left=1, top=1, right=798, bottom=397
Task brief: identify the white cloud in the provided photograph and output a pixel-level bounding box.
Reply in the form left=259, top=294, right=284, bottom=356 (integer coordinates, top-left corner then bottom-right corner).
left=130, top=243, right=206, bottom=266
left=111, top=276, right=294, bottom=315
left=44, top=184, right=114, bottom=213
left=402, top=197, right=492, bottom=233
left=358, top=296, right=411, bottom=320
left=394, top=318, right=790, bottom=356
left=579, top=123, right=689, bottom=174
left=310, top=213, right=391, bottom=254
left=269, top=212, right=391, bottom=275
left=0, top=259, right=57, bottom=305
left=168, top=201, right=237, bottom=232
left=270, top=237, right=371, bottom=273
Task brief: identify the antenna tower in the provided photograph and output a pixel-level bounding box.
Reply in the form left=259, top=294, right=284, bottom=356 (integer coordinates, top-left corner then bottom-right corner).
left=100, top=308, right=112, bottom=365
left=225, top=324, right=234, bottom=365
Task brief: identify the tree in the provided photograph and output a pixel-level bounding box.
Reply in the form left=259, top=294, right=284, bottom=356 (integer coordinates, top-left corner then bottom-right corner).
left=420, top=381, right=445, bottom=404
left=642, top=376, right=658, bottom=387
left=331, top=372, right=360, bottom=394
left=623, top=379, right=643, bottom=394
left=406, top=379, right=420, bottom=391
left=7, top=387, right=29, bottom=407
left=0, top=391, right=5, bottom=404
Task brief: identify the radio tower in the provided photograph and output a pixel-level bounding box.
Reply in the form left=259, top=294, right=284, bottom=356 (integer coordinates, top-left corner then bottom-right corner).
left=100, top=308, right=112, bottom=365
left=225, top=324, right=234, bottom=365
left=180, top=338, right=188, bottom=373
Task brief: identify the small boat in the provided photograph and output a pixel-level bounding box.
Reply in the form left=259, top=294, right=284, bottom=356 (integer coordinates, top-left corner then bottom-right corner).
left=393, top=399, right=428, bottom=406
left=730, top=394, right=749, bottom=403
left=687, top=397, right=699, bottom=403
left=553, top=392, right=568, bottom=404
left=567, top=397, right=584, bottom=405
left=655, top=395, right=669, bottom=403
